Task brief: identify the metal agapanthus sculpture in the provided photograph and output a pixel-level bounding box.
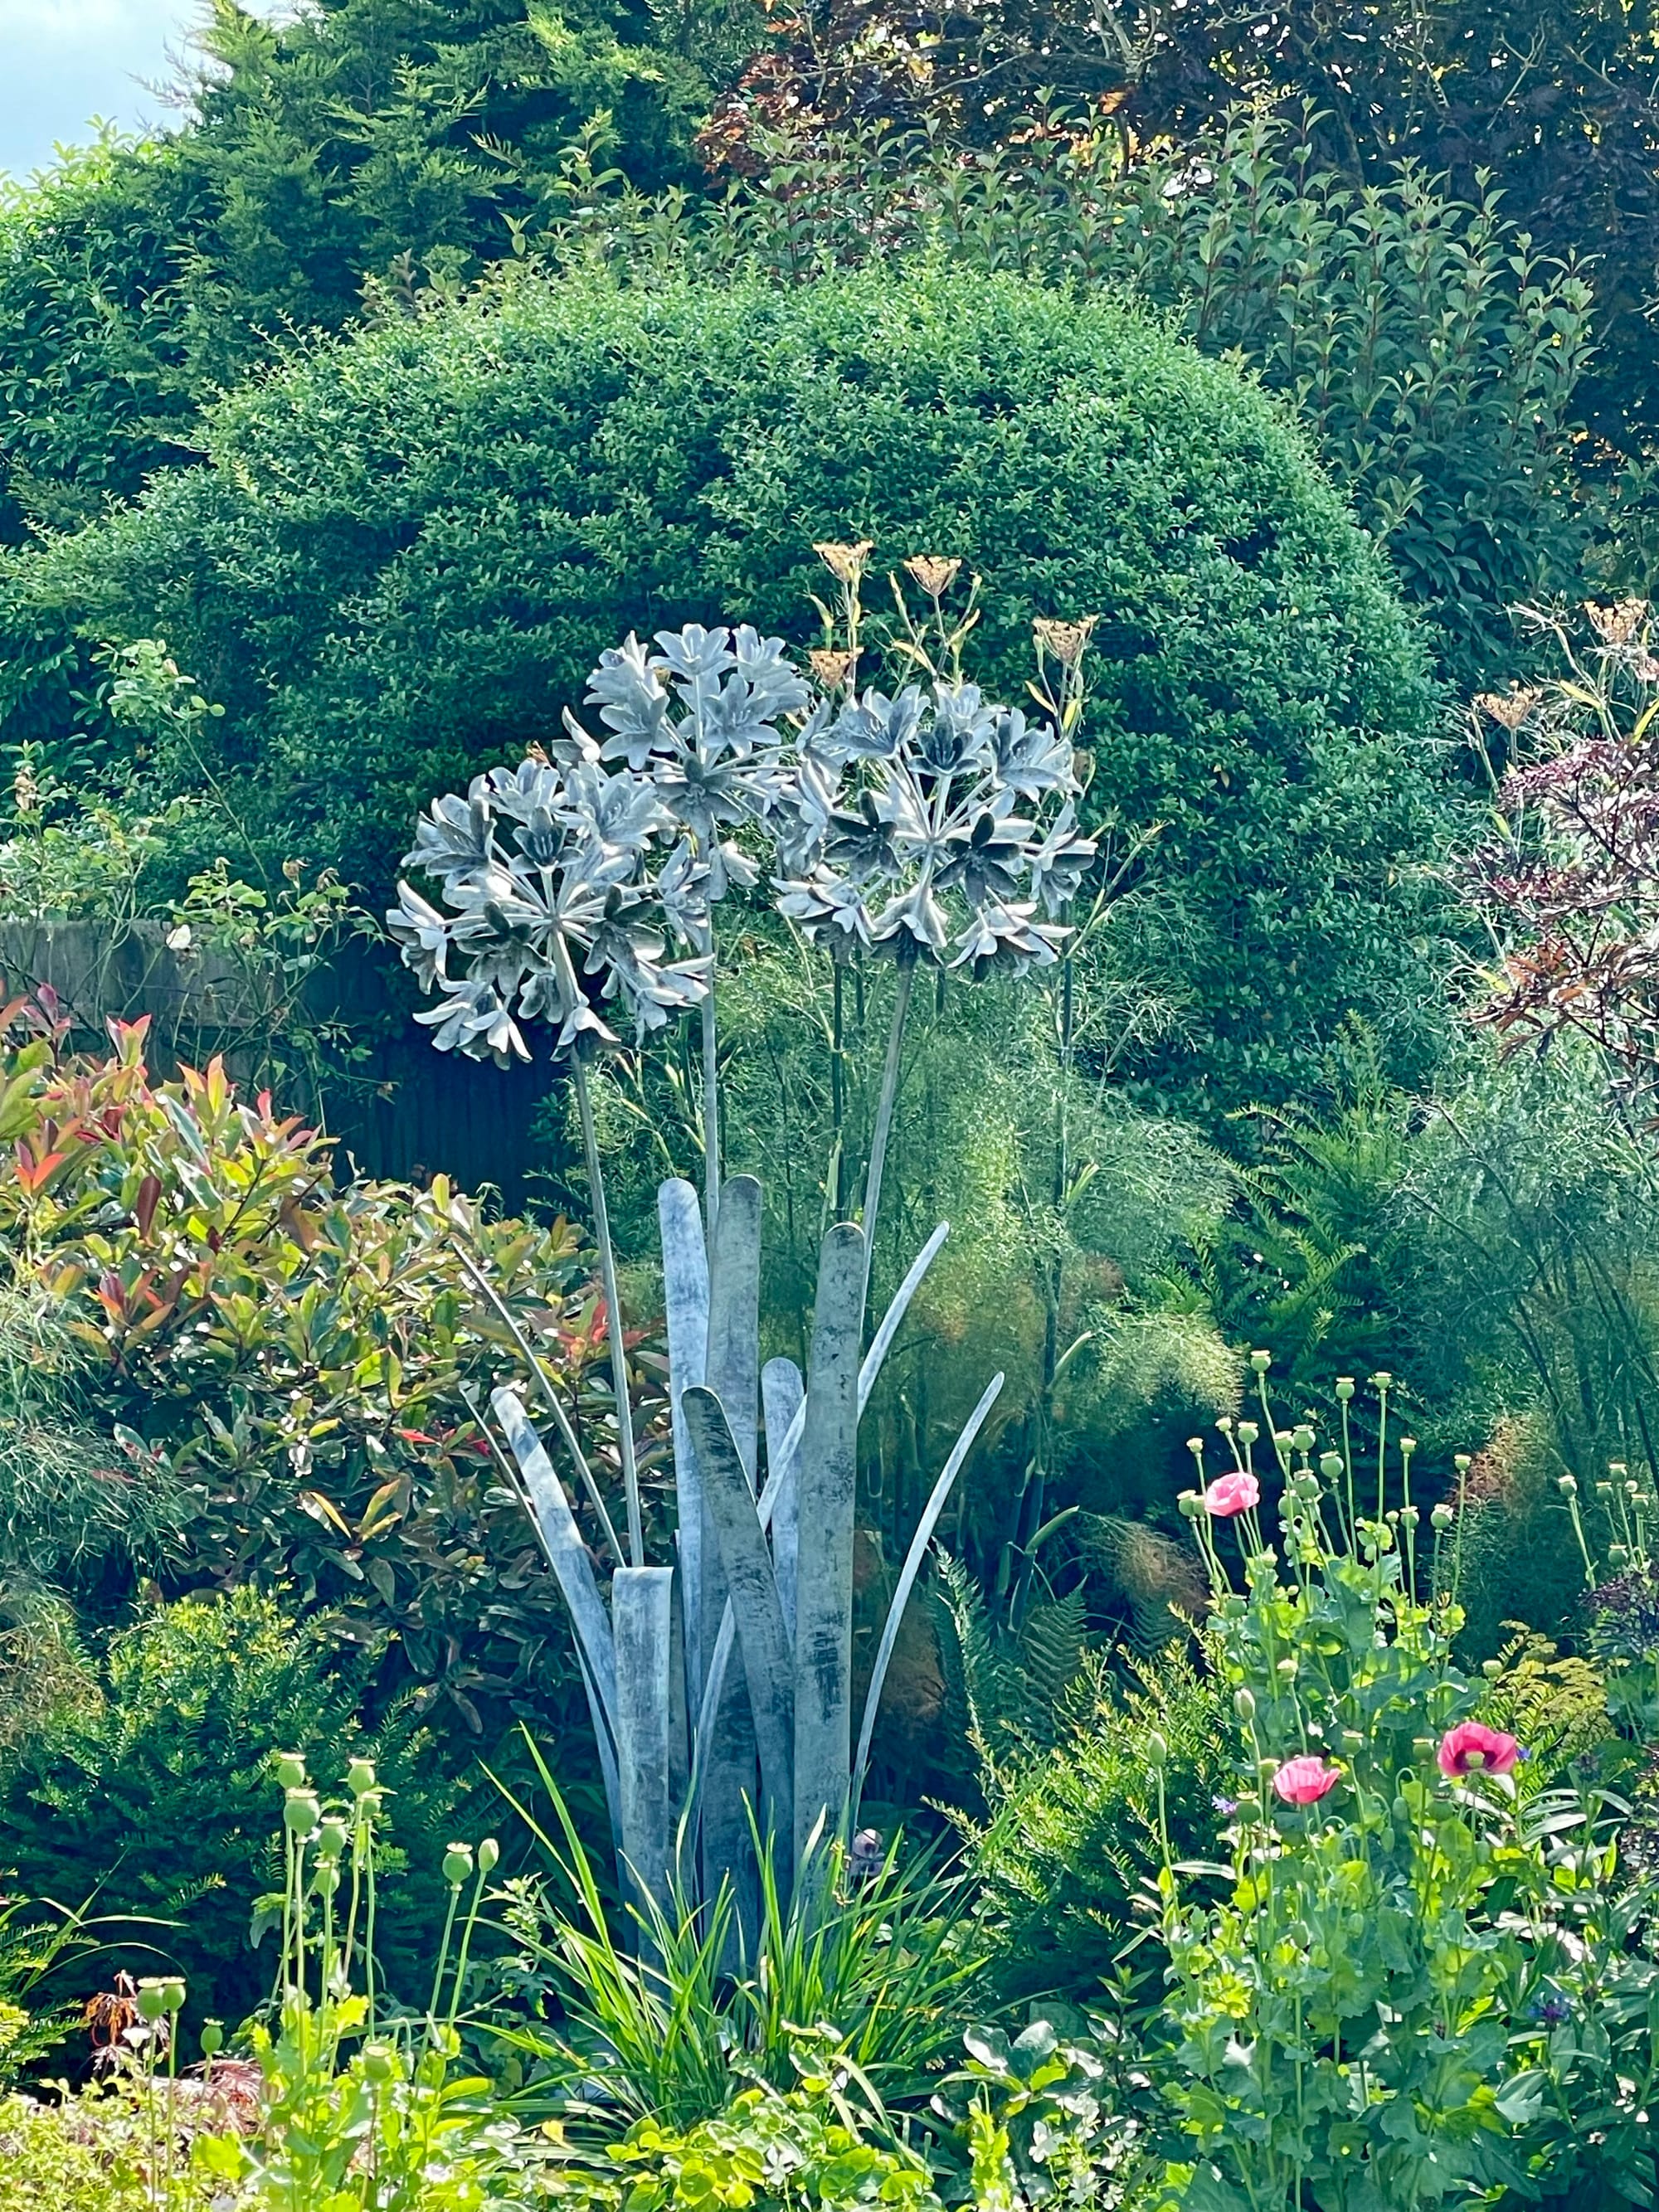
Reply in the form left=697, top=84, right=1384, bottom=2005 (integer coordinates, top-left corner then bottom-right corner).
left=390, top=598, right=1105, bottom=1936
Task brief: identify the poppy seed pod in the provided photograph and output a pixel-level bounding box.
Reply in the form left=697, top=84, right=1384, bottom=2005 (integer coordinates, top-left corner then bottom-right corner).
left=346, top=1758, right=377, bottom=1797
left=284, top=1790, right=321, bottom=1837
left=1335, top=1378, right=1355, bottom=1401
left=274, top=1752, right=307, bottom=1790
left=200, top=2020, right=224, bottom=2059
left=443, top=1843, right=474, bottom=1887
left=362, top=2041, right=398, bottom=2084
left=1249, top=1350, right=1272, bottom=1373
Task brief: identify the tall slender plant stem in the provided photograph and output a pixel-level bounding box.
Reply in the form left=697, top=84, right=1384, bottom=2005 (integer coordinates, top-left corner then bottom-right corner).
left=859, top=955, right=917, bottom=1307
left=572, top=1044, right=645, bottom=1567
left=702, top=983, right=720, bottom=1238
left=830, top=960, right=846, bottom=1218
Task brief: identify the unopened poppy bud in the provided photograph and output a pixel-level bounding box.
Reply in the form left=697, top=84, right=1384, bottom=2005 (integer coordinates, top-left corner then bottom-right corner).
left=1276, top=1657, right=1298, bottom=1679
left=1233, top=1687, right=1257, bottom=1722
left=478, top=1837, right=500, bottom=1876
left=1482, top=1659, right=1502, bottom=1678
left=284, top=1790, right=320, bottom=1837
left=442, top=1842, right=474, bottom=1887
left=200, top=2020, right=223, bottom=2058
left=274, top=1752, right=307, bottom=1790
left=1146, top=1732, right=1168, bottom=1770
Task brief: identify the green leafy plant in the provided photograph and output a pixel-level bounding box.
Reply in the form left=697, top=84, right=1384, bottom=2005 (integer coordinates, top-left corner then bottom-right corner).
left=0, top=1587, right=473, bottom=2039
left=197, top=1749, right=531, bottom=2212
left=956, top=1646, right=1228, bottom=2010
left=490, top=1746, right=984, bottom=2136
left=0, top=2083, right=231, bottom=2212
left=1151, top=1360, right=1659, bottom=2209
left=545, top=2083, right=942, bottom=2212
left=935, top=2015, right=1160, bottom=2211
left=0, top=1005, right=627, bottom=1731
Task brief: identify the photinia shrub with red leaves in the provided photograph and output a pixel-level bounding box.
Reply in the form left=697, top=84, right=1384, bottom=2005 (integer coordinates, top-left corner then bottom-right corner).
left=0, top=998, right=659, bottom=1737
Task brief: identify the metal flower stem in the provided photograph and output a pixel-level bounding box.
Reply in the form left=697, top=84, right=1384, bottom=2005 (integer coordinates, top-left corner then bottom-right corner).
left=859, top=954, right=917, bottom=1304
left=571, top=1041, right=645, bottom=1568
left=701, top=961, right=721, bottom=1240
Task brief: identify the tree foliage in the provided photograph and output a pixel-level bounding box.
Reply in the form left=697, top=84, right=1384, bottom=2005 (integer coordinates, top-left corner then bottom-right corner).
left=0, top=265, right=1450, bottom=1107
left=0, top=0, right=746, bottom=541
left=710, top=0, right=1659, bottom=455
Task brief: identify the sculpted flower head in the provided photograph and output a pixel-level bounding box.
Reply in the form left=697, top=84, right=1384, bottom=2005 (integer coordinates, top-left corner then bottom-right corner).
left=771, top=675, right=1095, bottom=977
left=1272, top=1757, right=1340, bottom=1807
left=1204, top=1470, right=1260, bottom=1519
left=1437, top=1722, right=1522, bottom=1778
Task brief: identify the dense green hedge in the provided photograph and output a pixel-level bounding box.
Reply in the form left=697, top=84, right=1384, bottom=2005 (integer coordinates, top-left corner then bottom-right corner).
left=0, top=266, right=1453, bottom=1105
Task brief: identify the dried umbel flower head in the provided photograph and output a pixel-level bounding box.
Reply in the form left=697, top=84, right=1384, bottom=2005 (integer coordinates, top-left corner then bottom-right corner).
left=810, top=649, right=854, bottom=692
left=1473, top=688, right=1542, bottom=732
left=1585, top=597, right=1648, bottom=645
left=904, top=556, right=961, bottom=597
left=1033, top=615, right=1097, bottom=670
left=814, top=538, right=874, bottom=586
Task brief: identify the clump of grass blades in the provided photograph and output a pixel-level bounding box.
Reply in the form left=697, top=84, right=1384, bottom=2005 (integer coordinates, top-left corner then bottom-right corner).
left=490, top=1734, right=985, bottom=2137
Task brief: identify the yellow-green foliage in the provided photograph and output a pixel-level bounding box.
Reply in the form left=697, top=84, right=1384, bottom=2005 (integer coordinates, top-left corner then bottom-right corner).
left=0, top=2091, right=232, bottom=2212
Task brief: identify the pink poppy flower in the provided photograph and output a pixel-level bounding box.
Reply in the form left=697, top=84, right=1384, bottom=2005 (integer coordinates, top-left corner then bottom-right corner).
left=1272, top=1756, right=1340, bottom=1806
left=1438, top=1722, right=1521, bottom=1777
left=1204, top=1470, right=1261, bottom=1518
